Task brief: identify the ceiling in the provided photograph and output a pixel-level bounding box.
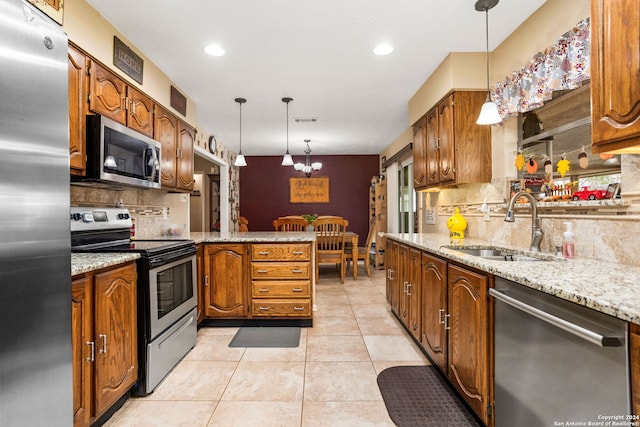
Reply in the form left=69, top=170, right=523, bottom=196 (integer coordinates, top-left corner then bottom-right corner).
left=86, top=0, right=547, bottom=156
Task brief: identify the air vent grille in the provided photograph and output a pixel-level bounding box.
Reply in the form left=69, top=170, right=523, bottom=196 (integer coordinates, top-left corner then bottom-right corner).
left=293, top=117, right=319, bottom=123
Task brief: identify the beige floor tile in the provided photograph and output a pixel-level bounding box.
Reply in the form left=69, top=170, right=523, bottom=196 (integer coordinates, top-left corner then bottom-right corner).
left=373, top=360, right=431, bottom=375
left=314, top=293, right=350, bottom=306
left=222, top=361, right=305, bottom=401
left=107, top=400, right=217, bottom=427
left=184, top=333, right=246, bottom=361
left=207, top=401, right=302, bottom=427
left=197, top=326, right=239, bottom=336
left=307, top=316, right=361, bottom=336
left=356, top=315, right=405, bottom=335
left=313, top=302, right=355, bottom=318
left=351, top=303, right=393, bottom=318
left=363, top=335, right=428, bottom=362
left=301, top=401, right=395, bottom=427
left=306, top=335, right=370, bottom=361
left=144, top=360, right=237, bottom=401
left=304, top=361, right=382, bottom=402
left=345, top=290, right=388, bottom=305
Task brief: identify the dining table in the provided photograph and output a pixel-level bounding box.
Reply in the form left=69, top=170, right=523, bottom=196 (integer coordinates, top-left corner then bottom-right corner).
left=344, top=231, right=359, bottom=280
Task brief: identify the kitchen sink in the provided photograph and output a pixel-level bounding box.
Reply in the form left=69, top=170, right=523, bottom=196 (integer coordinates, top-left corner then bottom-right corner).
left=443, top=246, right=558, bottom=262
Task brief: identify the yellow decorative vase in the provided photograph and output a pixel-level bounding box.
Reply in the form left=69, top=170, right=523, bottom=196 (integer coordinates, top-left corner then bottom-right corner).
left=447, top=207, right=467, bottom=240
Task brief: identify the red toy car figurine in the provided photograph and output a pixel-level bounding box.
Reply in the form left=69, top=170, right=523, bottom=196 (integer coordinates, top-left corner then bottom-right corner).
left=571, top=186, right=607, bottom=201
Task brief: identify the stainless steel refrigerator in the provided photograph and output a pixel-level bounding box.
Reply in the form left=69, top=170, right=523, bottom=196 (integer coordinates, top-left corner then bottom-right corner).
left=0, top=0, right=71, bottom=425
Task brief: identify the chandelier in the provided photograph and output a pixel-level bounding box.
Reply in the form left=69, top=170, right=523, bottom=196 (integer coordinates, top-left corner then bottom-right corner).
left=294, top=139, right=322, bottom=177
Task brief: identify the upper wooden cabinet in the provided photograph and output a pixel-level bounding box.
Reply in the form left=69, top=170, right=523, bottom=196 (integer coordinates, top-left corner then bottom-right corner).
left=590, top=0, right=640, bottom=153
left=414, top=91, right=491, bottom=189
left=68, top=44, right=87, bottom=176
left=28, top=0, right=63, bottom=25
left=155, top=104, right=194, bottom=191
left=88, top=61, right=154, bottom=138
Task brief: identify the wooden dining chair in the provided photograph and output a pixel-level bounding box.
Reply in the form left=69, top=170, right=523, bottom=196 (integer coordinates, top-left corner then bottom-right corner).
left=314, top=217, right=348, bottom=284
left=345, top=217, right=376, bottom=277
left=238, top=216, right=249, bottom=232
left=273, top=216, right=308, bottom=231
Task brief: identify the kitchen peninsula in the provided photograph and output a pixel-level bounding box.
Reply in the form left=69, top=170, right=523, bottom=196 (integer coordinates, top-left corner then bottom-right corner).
left=190, top=232, right=316, bottom=323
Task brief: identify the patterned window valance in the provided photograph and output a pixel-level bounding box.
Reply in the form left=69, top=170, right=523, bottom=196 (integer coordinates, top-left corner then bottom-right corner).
left=492, top=18, right=590, bottom=120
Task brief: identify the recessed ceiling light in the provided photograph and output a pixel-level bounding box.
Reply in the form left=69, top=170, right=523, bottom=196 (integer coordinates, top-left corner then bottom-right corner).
left=373, top=43, right=393, bottom=56
left=204, top=44, right=225, bottom=56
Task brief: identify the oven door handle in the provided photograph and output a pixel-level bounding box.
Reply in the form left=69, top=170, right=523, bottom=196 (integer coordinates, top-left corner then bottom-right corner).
left=158, top=314, right=195, bottom=349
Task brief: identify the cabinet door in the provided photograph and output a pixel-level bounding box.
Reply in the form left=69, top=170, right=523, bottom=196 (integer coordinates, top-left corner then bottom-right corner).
left=591, top=0, right=640, bottom=153
left=385, top=240, right=399, bottom=312
left=196, top=244, right=204, bottom=324
left=126, top=86, right=154, bottom=138
left=631, top=323, right=640, bottom=416
left=203, top=244, right=248, bottom=318
left=88, top=61, right=127, bottom=125
left=177, top=121, right=195, bottom=190
left=93, top=264, right=138, bottom=417
left=397, top=244, right=410, bottom=325
left=447, top=264, right=490, bottom=425
left=72, top=276, right=92, bottom=427
left=425, top=108, right=439, bottom=186
left=438, top=95, right=455, bottom=185
left=155, top=105, right=178, bottom=188
left=412, top=117, right=427, bottom=189
left=407, top=247, right=422, bottom=340
left=68, top=45, right=87, bottom=176
left=420, top=253, right=447, bottom=371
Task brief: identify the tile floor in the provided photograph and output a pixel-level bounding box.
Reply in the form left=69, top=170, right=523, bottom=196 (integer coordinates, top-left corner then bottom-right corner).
left=104, top=265, right=430, bottom=427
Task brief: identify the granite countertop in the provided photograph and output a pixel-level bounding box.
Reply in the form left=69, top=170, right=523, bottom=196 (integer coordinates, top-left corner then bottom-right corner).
left=189, top=231, right=316, bottom=244
left=385, top=233, right=640, bottom=324
left=71, top=253, right=140, bottom=276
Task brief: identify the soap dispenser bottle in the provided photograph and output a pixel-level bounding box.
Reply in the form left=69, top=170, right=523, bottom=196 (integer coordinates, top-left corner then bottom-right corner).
left=562, top=222, right=575, bottom=259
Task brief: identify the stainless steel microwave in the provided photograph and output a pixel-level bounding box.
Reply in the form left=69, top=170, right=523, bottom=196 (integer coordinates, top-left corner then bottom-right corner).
left=75, top=115, right=161, bottom=189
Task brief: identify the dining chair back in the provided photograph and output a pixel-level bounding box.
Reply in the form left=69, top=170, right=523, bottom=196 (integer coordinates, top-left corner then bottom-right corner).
left=314, top=217, right=348, bottom=283
left=345, top=217, right=376, bottom=277
left=273, top=216, right=308, bottom=232
left=238, top=216, right=249, bottom=232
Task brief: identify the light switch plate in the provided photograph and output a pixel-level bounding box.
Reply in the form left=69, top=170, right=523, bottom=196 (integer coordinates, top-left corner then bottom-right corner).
left=425, top=208, right=436, bottom=225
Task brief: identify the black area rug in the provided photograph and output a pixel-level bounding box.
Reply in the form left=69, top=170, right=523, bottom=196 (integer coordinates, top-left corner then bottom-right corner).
left=228, top=326, right=300, bottom=348
left=377, top=365, right=480, bottom=427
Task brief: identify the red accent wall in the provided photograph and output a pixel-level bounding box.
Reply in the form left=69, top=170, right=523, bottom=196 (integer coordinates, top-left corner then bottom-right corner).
left=238, top=155, right=380, bottom=245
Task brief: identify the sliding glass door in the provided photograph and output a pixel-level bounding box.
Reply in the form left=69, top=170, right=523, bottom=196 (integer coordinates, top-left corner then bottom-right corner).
left=398, top=160, right=416, bottom=233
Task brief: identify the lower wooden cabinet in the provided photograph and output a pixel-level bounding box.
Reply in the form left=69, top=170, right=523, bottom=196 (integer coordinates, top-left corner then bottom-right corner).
left=72, top=262, right=137, bottom=427
left=631, top=322, right=640, bottom=416
left=203, top=244, right=249, bottom=318
left=196, top=243, right=204, bottom=324
left=386, top=243, right=493, bottom=426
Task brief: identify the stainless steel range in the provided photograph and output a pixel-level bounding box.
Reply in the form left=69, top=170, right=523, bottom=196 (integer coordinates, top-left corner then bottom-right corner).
left=71, top=207, right=197, bottom=396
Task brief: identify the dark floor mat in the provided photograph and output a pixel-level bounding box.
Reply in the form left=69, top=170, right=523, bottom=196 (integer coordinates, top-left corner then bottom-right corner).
left=228, top=326, right=300, bottom=348
left=377, top=365, right=480, bottom=427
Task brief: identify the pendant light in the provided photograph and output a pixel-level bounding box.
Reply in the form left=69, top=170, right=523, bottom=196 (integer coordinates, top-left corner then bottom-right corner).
left=294, top=139, right=322, bottom=177
left=475, top=0, right=502, bottom=125
left=233, top=97, right=247, bottom=167
left=281, top=97, right=294, bottom=166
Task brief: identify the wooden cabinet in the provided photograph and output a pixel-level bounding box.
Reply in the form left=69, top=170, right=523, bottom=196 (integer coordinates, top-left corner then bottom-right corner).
left=406, top=247, right=422, bottom=341
left=88, top=61, right=154, bottom=138
left=28, top=0, right=63, bottom=25
left=196, top=243, right=204, bottom=324
left=250, top=243, right=312, bottom=317
left=414, top=91, right=491, bottom=189
left=447, top=263, right=492, bottom=426
left=420, top=252, right=448, bottom=371
left=155, top=104, right=195, bottom=192
left=412, top=116, right=427, bottom=189
left=203, top=244, right=249, bottom=318
left=397, top=244, right=410, bottom=325
left=390, top=244, right=422, bottom=341
left=590, top=0, right=640, bottom=153
left=385, top=239, right=400, bottom=314
left=71, top=262, right=137, bottom=427
left=68, top=44, right=88, bottom=176
left=631, top=322, right=640, bottom=416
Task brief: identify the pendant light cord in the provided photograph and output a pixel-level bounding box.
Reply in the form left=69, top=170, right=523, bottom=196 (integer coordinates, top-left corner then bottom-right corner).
left=485, top=8, right=490, bottom=92
left=286, top=101, right=289, bottom=153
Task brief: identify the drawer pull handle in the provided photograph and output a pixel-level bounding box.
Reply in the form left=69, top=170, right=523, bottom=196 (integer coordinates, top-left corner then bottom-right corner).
left=99, top=334, right=107, bottom=354
left=86, top=341, right=95, bottom=362
left=291, top=269, right=303, bottom=273
left=292, top=288, right=304, bottom=292
left=258, top=288, right=270, bottom=292
left=293, top=306, right=305, bottom=311
left=258, top=251, right=270, bottom=255
left=292, top=250, right=304, bottom=255
left=258, top=306, right=270, bottom=311
left=257, top=269, right=269, bottom=273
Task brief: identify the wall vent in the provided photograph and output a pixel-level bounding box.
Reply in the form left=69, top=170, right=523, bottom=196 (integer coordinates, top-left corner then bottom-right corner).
left=293, top=117, right=319, bottom=123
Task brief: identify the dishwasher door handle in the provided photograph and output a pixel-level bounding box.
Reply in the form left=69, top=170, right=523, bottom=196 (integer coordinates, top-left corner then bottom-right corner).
left=489, top=288, right=623, bottom=347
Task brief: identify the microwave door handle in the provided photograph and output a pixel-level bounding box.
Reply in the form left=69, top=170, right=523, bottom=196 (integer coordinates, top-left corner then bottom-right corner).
left=144, top=147, right=158, bottom=181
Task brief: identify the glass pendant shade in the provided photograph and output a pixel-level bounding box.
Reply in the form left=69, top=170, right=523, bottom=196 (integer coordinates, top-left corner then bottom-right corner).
left=281, top=153, right=294, bottom=166
left=234, top=97, right=247, bottom=167
left=476, top=0, right=502, bottom=126
left=476, top=97, right=502, bottom=125
left=234, top=153, right=247, bottom=167
left=281, top=97, right=294, bottom=166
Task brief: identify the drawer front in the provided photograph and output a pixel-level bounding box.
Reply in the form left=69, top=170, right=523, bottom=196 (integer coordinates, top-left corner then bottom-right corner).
left=252, top=281, right=311, bottom=298
left=251, top=262, right=310, bottom=279
left=251, top=244, right=311, bottom=261
left=252, top=300, right=311, bottom=317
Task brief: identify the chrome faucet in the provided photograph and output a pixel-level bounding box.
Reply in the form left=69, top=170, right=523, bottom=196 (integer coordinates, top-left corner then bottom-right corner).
left=504, top=191, right=543, bottom=252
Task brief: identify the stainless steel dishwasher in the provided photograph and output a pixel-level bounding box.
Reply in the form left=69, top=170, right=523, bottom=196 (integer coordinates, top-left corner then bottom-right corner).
left=491, top=277, right=630, bottom=426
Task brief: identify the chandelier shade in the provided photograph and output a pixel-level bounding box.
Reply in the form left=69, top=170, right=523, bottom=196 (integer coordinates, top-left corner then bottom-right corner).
left=294, top=139, right=322, bottom=177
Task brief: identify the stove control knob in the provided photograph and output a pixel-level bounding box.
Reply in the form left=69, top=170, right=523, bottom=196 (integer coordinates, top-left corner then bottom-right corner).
left=117, top=213, right=130, bottom=220
left=82, top=213, right=94, bottom=223
left=70, top=213, right=82, bottom=221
